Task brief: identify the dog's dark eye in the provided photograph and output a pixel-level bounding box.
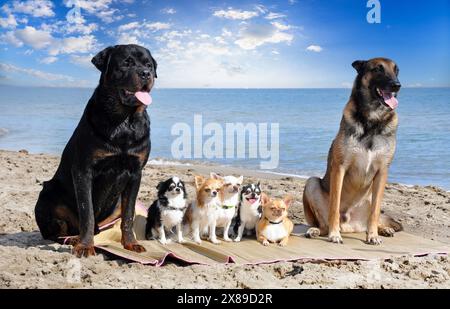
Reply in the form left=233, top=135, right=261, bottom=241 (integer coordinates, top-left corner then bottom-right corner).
left=394, top=65, right=399, bottom=75
left=145, top=62, right=152, bottom=68
left=205, top=188, right=211, bottom=193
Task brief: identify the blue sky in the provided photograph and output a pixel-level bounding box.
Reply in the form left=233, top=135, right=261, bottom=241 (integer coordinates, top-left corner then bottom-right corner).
left=0, top=0, right=448, bottom=88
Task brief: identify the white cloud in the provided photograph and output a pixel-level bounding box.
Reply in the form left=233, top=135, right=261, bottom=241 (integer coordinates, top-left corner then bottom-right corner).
left=63, top=0, right=122, bottom=23
left=146, top=22, right=171, bottom=31
left=0, top=62, right=73, bottom=81
left=272, top=50, right=279, bottom=55
left=271, top=21, right=291, bottom=31
left=64, top=22, right=98, bottom=35
left=166, top=40, right=183, bottom=50
left=254, top=5, right=268, bottom=14
left=39, top=56, right=58, bottom=64
left=156, top=30, right=190, bottom=41
left=3, top=25, right=98, bottom=56
left=194, top=43, right=230, bottom=56
left=49, top=35, right=98, bottom=56
left=15, top=26, right=53, bottom=49
left=161, top=7, right=176, bottom=14
left=222, top=28, right=232, bottom=37
left=118, top=20, right=171, bottom=33
left=116, top=21, right=171, bottom=44
left=213, top=8, right=259, bottom=20
left=214, top=36, right=226, bottom=44
left=10, top=0, right=54, bottom=17
left=64, top=0, right=111, bottom=13
left=0, top=31, right=23, bottom=47
left=118, top=21, right=139, bottom=32
left=306, top=45, right=323, bottom=52
left=70, top=54, right=94, bottom=68
left=37, top=21, right=95, bottom=36
left=221, top=61, right=245, bottom=76
left=289, top=0, right=298, bottom=4
left=96, top=8, right=123, bottom=23
left=0, top=13, right=17, bottom=28
left=235, top=23, right=293, bottom=50
left=117, top=33, right=141, bottom=45
left=265, top=12, right=286, bottom=20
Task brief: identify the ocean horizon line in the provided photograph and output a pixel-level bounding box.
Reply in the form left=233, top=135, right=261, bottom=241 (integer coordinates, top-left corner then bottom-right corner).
left=1, top=84, right=450, bottom=91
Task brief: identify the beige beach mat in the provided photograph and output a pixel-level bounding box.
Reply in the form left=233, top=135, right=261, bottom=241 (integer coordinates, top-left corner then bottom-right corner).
left=93, top=203, right=449, bottom=266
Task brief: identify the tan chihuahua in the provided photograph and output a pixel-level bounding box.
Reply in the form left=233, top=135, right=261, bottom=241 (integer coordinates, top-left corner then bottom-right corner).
left=256, top=193, right=294, bottom=246
left=183, top=174, right=224, bottom=244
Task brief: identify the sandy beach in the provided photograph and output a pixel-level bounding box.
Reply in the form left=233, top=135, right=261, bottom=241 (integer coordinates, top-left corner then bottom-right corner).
left=0, top=149, right=449, bottom=288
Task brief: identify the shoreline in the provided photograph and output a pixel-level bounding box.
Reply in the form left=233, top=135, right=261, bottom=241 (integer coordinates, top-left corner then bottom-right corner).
left=0, top=149, right=449, bottom=288
left=1, top=147, right=448, bottom=192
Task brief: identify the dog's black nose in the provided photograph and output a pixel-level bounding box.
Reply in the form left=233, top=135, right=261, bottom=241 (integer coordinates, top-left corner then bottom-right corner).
left=212, top=191, right=217, bottom=196
left=140, top=70, right=151, bottom=80
left=391, top=80, right=401, bottom=91
left=175, top=187, right=181, bottom=192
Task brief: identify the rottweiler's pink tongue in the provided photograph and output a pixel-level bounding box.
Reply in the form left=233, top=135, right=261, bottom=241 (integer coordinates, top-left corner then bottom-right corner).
left=382, top=91, right=398, bottom=109
left=135, top=91, right=152, bottom=106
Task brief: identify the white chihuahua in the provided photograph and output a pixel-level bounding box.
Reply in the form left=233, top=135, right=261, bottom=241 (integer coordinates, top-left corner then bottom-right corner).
left=212, top=173, right=243, bottom=241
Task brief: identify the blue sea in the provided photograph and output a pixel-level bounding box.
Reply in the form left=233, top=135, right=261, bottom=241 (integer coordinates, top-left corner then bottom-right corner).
left=0, top=85, right=449, bottom=190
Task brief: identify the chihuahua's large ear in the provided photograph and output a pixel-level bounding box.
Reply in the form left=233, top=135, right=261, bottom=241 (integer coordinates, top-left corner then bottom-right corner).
left=352, top=60, right=367, bottom=75
left=260, top=192, right=271, bottom=206
left=238, top=175, right=244, bottom=184
left=283, top=195, right=293, bottom=208
left=194, top=175, right=205, bottom=189
left=210, top=172, right=223, bottom=180
left=92, top=46, right=115, bottom=73
left=151, top=55, right=158, bottom=78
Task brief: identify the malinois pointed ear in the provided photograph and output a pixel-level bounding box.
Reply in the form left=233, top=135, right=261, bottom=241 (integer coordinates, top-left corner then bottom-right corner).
left=352, top=60, right=367, bottom=74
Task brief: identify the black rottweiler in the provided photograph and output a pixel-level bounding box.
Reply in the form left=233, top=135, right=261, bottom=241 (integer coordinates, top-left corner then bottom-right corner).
left=34, top=44, right=157, bottom=257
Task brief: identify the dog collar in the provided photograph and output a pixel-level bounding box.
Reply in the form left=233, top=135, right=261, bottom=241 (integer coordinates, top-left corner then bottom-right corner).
left=221, top=205, right=235, bottom=209
left=164, top=206, right=186, bottom=212
left=266, top=217, right=283, bottom=225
